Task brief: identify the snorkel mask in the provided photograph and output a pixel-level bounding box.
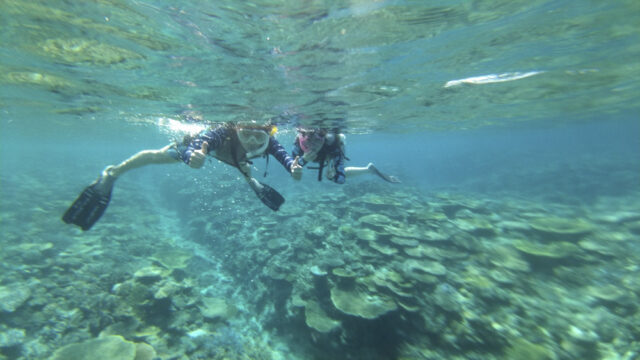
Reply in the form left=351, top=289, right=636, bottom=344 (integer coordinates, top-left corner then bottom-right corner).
left=298, top=130, right=325, bottom=153
left=237, top=125, right=277, bottom=158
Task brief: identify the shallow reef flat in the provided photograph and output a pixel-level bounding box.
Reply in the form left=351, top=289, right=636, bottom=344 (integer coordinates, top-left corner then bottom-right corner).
left=0, top=172, right=639, bottom=360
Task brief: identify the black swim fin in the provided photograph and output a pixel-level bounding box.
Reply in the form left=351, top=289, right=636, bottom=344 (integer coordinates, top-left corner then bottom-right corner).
left=370, top=165, right=401, bottom=183
left=249, top=180, right=285, bottom=211
left=62, top=173, right=116, bottom=231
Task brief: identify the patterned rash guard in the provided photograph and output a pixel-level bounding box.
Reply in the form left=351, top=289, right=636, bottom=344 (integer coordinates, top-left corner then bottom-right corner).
left=178, top=126, right=295, bottom=172
left=292, top=139, right=346, bottom=184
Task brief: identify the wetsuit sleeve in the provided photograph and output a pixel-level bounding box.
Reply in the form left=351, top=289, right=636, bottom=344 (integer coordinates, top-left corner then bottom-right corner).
left=181, top=127, right=227, bottom=164
left=332, top=150, right=346, bottom=184
left=292, top=140, right=303, bottom=158
left=267, top=137, right=294, bottom=172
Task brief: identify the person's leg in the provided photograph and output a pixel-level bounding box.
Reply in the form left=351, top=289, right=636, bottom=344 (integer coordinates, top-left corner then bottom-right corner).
left=345, top=163, right=401, bottom=183
left=106, top=144, right=180, bottom=178
left=344, top=163, right=375, bottom=178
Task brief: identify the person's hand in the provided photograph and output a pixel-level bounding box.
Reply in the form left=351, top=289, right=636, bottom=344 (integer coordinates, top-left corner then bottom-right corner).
left=188, top=141, right=208, bottom=169
left=290, top=156, right=302, bottom=180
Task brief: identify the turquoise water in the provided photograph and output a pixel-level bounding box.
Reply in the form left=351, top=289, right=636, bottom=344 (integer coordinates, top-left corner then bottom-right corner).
left=1, top=1, right=639, bottom=359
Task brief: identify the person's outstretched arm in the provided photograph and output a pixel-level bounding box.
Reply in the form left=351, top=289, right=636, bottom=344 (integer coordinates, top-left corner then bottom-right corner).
left=182, top=127, right=227, bottom=168
left=267, top=137, right=302, bottom=180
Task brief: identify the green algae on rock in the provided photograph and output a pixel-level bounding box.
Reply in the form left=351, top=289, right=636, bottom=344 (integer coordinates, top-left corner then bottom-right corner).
left=358, top=194, right=404, bottom=208
left=309, top=265, right=328, bottom=276
left=354, top=227, right=378, bottom=241
left=304, top=301, right=341, bottom=333
left=389, top=236, right=420, bottom=247
left=487, top=268, right=517, bottom=285
left=367, top=270, right=415, bottom=298
left=50, top=335, right=154, bottom=360
left=266, top=237, right=290, bottom=251
left=0, top=284, right=31, bottom=313
left=451, top=217, right=495, bottom=235
left=41, top=38, right=143, bottom=66
left=528, top=216, right=594, bottom=240
left=200, top=297, right=236, bottom=321
left=5, top=1, right=174, bottom=51
left=401, top=259, right=446, bottom=284
left=358, top=213, right=395, bottom=227
left=593, top=211, right=640, bottom=224
left=422, top=229, right=450, bottom=242
left=578, top=237, right=620, bottom=257
left=489, top=246, right=531, bottom=272
left=149, top=249, right=193, bottom=270
left=332, top=268, right=358, bottom=278
left=133, top=266, right=168, bottom=283
left=330, top=286, right=397, bottom=319
left=3, top=70, right=72, bottom=91
left=586, top=284, right=636, bottom=305
left=505, top=338, right=555, bottom=360
left=403, top=244, right=429, bottom=258
left=368, top=241, right=399, bottom=256
left=513, top=240, right=580, bottom=259
left=0, top=327, right=25, bottom=348
left=153, top=279, right=185, bottom=300
left=382, top=224, right=423, bottom=239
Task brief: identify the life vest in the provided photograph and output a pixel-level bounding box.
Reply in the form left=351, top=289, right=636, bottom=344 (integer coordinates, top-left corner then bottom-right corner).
left=304, top=134, right=347, bottom=181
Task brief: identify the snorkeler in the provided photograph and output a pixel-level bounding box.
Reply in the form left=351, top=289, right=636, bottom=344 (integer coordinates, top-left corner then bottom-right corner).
left=292, top=128, right=400, bottom=184
left=63, top=122, right=303, bottom=231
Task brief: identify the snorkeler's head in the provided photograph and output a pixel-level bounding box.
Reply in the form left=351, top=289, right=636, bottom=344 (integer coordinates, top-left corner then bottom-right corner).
left=236, top=122, right=277, bottom=158
left=297, top=128, right=326, bottom=154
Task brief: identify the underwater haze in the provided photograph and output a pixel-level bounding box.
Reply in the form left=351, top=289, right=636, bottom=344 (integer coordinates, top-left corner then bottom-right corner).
left=1, top=1, right=640, bottom=359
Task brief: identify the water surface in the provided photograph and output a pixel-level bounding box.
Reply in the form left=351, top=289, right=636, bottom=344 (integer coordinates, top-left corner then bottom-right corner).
left=1, top=1, right=639, bottom=359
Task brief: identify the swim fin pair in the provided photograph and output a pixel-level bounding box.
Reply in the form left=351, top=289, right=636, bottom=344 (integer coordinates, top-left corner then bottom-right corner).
left=63, top=170, right=284, bottom=231
left=62, top=171, right=116, bottom=231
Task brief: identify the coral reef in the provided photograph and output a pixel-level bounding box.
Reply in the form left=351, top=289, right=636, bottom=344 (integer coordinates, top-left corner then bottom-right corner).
left=181, top=181, right=640, bottom=359
left=1, top=165, right=639, bottom=359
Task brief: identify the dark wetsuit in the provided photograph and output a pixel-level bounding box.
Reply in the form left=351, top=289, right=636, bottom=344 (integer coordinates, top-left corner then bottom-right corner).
left=292, top=138, right=346, bottom=184
left=170, top=127, right=295, bottom=172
